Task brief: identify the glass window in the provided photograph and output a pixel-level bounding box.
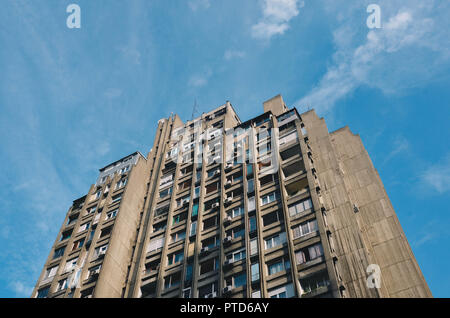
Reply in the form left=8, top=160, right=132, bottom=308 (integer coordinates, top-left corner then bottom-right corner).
left=233, top=273, right=247, bottom=288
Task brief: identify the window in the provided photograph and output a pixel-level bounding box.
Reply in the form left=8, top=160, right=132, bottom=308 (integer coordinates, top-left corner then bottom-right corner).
left=299, top=271, right=331, bottom=295
left=247, top=164, right=253, bottom=175
left=292, top=219, right=318, bottom=239
left=106, top=209, right=118, bottom=220
left=295, top=243, right=324, bottom=265
left=44, top=265, right=59, bottom=280
left=36, top=287, right=50, bottom=298
left=155, top=204, right=169, bottom=217
left=252, top=290, right=261, bottom=298
left=172, top=212, right=187, bottom=225
left=193, top=186, right=200, bottom=199
left=100, top=225, right=112, bottom=238
left=88, top=265, right=101, bottom=280
left=115, top=178, right=127, bottom=190
left=185, top=263, right=193, bottom=282
left=247, top=196, right=255, bottom=212
left=260, top=174, right=277, bottom=187
left=261, top=192, right=277, bottom=206
left=198, top=282, right=218, bottom=298
left=203, top=216, right=218, bottom=230
left=67, top=214, right=78, bottom=225
left=60, top=229, right=72, bottom=241
left=56, top=278, right=68, bottom=292
left=178, top=179, right=192, bottom=191
left=192, top=203, right=199, bottom=217
left=288, top=198, right=313, bottom=217
left=167, top=251, right=184, bottom=266
left=279, top=131, right=298, bottom=146
left=111, top=194, right=122, bottom=204
left=177, top=195, right=190, bottom=207
left=171, top=230, right=186, bottom=243
left=189, top=221, right=197, bottom=236
left=262, top=211, right=283, bottom=227
left=226, top=225, right=245, bottom=239
left=159, top=187, right=173, bottom=199
left=78, top=222, right=90, bottom=233
left=206, top=182, right=219, bottom=194
left=202, top=235, right=219, bottom=249
left=207, top=169, right=219, bottom=178
left=147, top=237, right=164, bottom=253
left=267, top=258, right=291, bottom=275
left=53, top=246, right=65, bottom=259
left=64, top=258, right=78, bottom=273
left=249, top=216, right=257, bottom=232
left=226, top=247, right=246, bottom=263
left=160, top=173, right=173, bottom=187
left=164, top=272, right=181, bottom=289
left=268, top=283, right=294, bottom=298
left=87, top=206, right=97, bottom=214
left=251, top=263, right=260, bottom=282
left=227, top=206, right=244, bottom=218
left=227, top=272, right=246, bottom=288
left=95, top=244, right=108, bottom=258
left=250, top=238, right=258, bottom=256
left=247, top=179, right=254, bottom=193
left=153, top=221, right=166, bottom=233
left=71, top=238, right=84, bottom=251
left=94, top=189, right=102, bottom=200
left=264, top=232, right=286, bottom=250
left=200, top=257, right=219, bottom=275
left=119, top=165, right=130, bottom=174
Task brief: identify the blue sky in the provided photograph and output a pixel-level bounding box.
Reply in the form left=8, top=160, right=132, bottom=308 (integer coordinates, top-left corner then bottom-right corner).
left=0, top=0, right=449, bottom=297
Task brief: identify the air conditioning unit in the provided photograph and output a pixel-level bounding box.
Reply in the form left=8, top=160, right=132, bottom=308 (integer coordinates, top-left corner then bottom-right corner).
left=223, top=216, right=232, bottom=224
left=214, top=169, right=221, bottom=175
left=225, top=180, right=232, bottom=187
left=92, top=268, right=101, bottom=275
left=223, top=236, right=232, bottom=244
left=211, top=202, right=220, bottom=209
left=205, top=292, right=217, bottom=298
left=224, top=197, right=233, bottom=205
left=200, top=247, right=209, bottom=255
left=224, top=259, right=232, bottom=266
left=98, top=250, right=107, bottom=258
left=225, top=163, right=233, bottom=170
left=223, top=286, right=232, bottom=294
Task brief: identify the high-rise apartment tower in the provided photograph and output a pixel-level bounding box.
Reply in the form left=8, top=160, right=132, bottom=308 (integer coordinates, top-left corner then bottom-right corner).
left=32, top=95, right=431, bottom=298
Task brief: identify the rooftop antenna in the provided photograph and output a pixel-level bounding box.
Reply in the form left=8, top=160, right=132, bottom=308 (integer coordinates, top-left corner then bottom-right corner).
left=191, top=98, right=198, bottom=121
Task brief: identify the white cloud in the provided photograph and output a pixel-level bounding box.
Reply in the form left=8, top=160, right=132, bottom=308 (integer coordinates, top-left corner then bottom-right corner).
left=296, top=0, right=450, bottom=114
left=251, top=0, right=303, bottom=40
left=383, top=135, right=410, bottom=165
left=9, top=281, right=33, bottom=297
left=224, top=49, right=246, bottom=60
left=104, top=88, right=123, bottom=99
left=421, top=154, right=450, bottom=194
left=188, top=69, right=213, bottom=88
left=188, top=0, right=210, bottom=12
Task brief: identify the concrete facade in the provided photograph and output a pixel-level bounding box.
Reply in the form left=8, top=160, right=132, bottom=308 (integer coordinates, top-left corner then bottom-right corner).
left=32, top=96, right=431, bottom=298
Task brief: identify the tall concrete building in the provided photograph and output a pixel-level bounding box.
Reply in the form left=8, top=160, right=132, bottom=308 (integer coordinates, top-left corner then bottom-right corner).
left=32, top=95, right=431, bottom=298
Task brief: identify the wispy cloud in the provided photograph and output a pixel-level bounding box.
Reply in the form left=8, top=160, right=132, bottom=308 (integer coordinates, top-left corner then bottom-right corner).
left=224, top=49, right=246, bottom=60
left=420, top=153, right=450, bottom=194
left=251, top=0, right=304, bottom=40
left=188, top=0, right=211, bottom=12
left=383, top=135, right=410, bottom=165
left=296, top=0, right=450, bottom=114
left=9, top=281, right=33, bottom=297
left=188, top=69, right=213, bottom=88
